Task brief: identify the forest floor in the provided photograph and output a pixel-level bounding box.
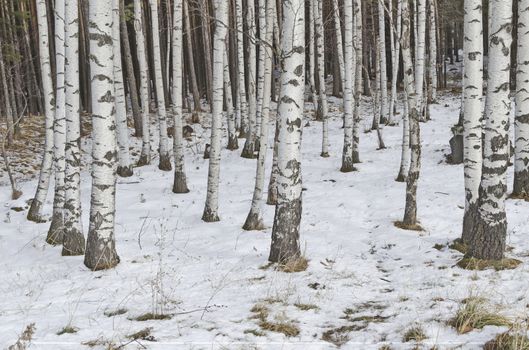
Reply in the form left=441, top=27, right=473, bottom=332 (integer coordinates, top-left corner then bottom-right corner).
left=2, top=89, right=529, bottom=349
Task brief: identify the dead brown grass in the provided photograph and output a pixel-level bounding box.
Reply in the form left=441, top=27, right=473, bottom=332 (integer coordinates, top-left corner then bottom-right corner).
left=394, top=221, right=424, bottom=232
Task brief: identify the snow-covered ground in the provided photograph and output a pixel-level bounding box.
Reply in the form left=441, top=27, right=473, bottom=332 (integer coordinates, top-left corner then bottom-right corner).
left=2, top=90, right=529, bottom=349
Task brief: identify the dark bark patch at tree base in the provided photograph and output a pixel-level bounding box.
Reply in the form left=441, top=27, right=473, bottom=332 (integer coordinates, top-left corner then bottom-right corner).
left=27, top=200, right=46, bottom=223
left=130, top=313, right=172, bottom=322
left=62, top=228, right=86, bottom=256
left=320, top=152, right=330, bottom=158
left=172, top=173, right=190, bottom=194
left=243, top=211, right=266, bottom=231
left=340, top=162, right=356, bottom=173
left=202, top=207, right=220, bottom=222
left=117, top=165, right=133, bottom=177
left=136, top=154, right=150, bottom=167
left=241, top=141, right=257, bottom=159
left=449, top=239, right=468, bottom=255
left=456, top=256, right=522, bottom=271
left=227, top=136, right=239, bottom=150
left=158, top=154, right=172, bottom=171
left=394, top=221, right=424, bottom=232
left=11, top=189, right=22, bottom=200
left=46, top=213, right=64, bottom=245
left=395, top=172, right=406, bottom=182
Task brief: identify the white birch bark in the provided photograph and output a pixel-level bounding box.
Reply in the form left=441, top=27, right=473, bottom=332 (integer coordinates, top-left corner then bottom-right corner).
left=47, top=0, right=66, bottom=245
left=468, top=0, right=512, bottom=260
left=269, top=0, right=305, bottom=263
left=308, top=0, right=319, bottom=113
left=28, top=0, right=55, bottom=222
left=401, top=0, right=422, bottom=226
left=243, top=0, right=274, bottom=230
left=341, top=0, right=355, bottom=172
left=241, top=0, right=258, bottom=158
left=461, top=0, right=483, bottom=243
left=172, top=0, right=190, bottom=193
left=62, top=0, right=85, bottom=256
left=315, top=0, right=329, bottom=157
left=396, top=92, right=410, bottom=181
left=135, top=0, right=152, bottom=166
left=428, top=0, right=438, bottom=103
left=514, top=0, right=529, bottom=197
left=112, top=0, right=133, bottom=177
left=85, top=0, right=120, bottom=271
left=352, top=0, right=362, bottom=163
left=388, top=0, right=402, bottom=126
left=255, top=0, right=266, bottom=140
left=235, top=0, right=249, bottom=138
left=415, top=0, right=426, bottom=120
left=378, top=0, right=388, bottom=123
left=332, top=0, right=345, bottom=91
left=224, top=48, right=238, bottom=150
left=150, top=0, right=172, bottom=170
left=202, top=0, right=228, bottom=222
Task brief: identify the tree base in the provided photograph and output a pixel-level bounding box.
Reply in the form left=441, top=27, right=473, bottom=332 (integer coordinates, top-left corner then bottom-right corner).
left=243, top=210, right=266, bottom=231
left=467, top=214, right=507, bottom=261
left=238, top=126, right=249, bottom=139
left=395, top=171, right=406, bottom=182
left=191, top=111, right=201, bottom=124
left=241, top=140, right=257, bottom=159
left=227, top=136, right=239, bottom=150
left=172, top=172, right=190, bottom=194
left=158, top=153, right=172, bottom=171
left=202, top=206, right=220, bottom=222
left=27, top=200, right=46, bottom=223
left=46, top=212, right=64, bottom=245
left=352, top=152, right=360, bottom=164
left=137, top=153, right=150, bottom=167
left=117, top=165, right=133, bottom=178
left=461, top=204, right=478, bottom=245
left=62, top=227, right=86, bottom=256
left=340, top=161, right=355, bottom=173
left=394, top=220, right=423, bottom=232
left=269, top=199, right=301, bottom=263
left=320, top=152, right=330, bottom=158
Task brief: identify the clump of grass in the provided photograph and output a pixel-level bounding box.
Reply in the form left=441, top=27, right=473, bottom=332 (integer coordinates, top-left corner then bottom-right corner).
left=127, top=327, right=155, bottom=341
left=394, top=221, right=424, bottom=232
left=278, top=256, right=309, bottom=273
left=7, top=323, right=35, bottom=350
left=457, top=256, right=522, bottom=271
left=244, top=329, right=265, bottom=337
left=484, top=331, right=529, bottom=350
left=104, top=308, right=127, bottom=317
left=131, top=313, right=172, bottom=321
left=402, top=326, right=427, bottom=342
left=57, top=326, right=78, bottom=335
left=322, top=325, right=362, bottom=346
left=508, top=193, right=529, bottom=201
left=259, top=320, right=300, bottom=337
left=250, top=304, right=269, bottom=321
left=433, top=243, right=446, bottom=251
left=449, top=296, right=510, bottom=334
left=449, top=239, right=468, bottom=254
left=294, top=303, right=319, bottom=311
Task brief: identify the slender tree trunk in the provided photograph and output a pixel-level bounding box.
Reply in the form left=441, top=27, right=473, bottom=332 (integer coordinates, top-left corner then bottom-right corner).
left=224, top=49, right=238, bottom=150
left=266, top=117, right=280, bottom=205
left=46, top=0, right=67, bottom=245
left=235, top=0, right=248, bottom=137
left=388, top=0, right=402, bottom=126
left=308, top=0, right=319, bottom=113
left=202, top=0, right=228, bottom=222
left=332, top=0, right=345, bottom=92
left=341, top=0, right=355, bottom=173
left=461, top=0, right=483, bottom=243
left=378, top=0, right=388, bottom=124
left=85, top=0, right=120, bottom=271
left=415, top=0, right=426, bottom=121
left=172, top=0, right=190, bottom=193
left=184, top=0, right=202, bottom=120
left=396, top=92, right=410, bottom=181
left=136, top=0, right=152, bottom=166
left=243, top=0, right=274, bottom=230
left=315, top=0, right=329, bottom=157
left=428, top=0, right=438, bottom=103
left=28, top=0, right=55, bottom=223
left=114, top=0, right=133, bottom=177
left=269, top=0, right=305, bottom=263
left=513, top=0, right=529, bottom=198
left=352, top=0, right=363, bottom=163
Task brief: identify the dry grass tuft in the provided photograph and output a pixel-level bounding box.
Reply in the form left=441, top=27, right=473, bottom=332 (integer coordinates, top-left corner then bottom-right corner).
left=484, top=327, right=529, bottom=350
left=402, top=326, right=427, bottom=342
left=449, top=296, right=510, bottom=334
left=394, top=221, right=424, bottom=232
left=131, top=313, right=172, bottom=321
left=457, top=257, right=522, bottom=271
left=104, top=308, right=127, bottom=317
left=259, top=319, right=300, bottom=337
left=294, top=303, right=319, bottom=311
left=56, top=326, right=78, bottom=335
left=449, top=239, right=468, bottom=254
left=278, top=256, right=309, bottom=273
left=322, top=325, right=363, bottom=346
left=127, top=327, right=155, bottom=341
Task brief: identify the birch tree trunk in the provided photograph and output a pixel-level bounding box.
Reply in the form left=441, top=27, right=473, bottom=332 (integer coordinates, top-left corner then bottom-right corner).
left=241, top=0, right=258, bottom=159
left=396, top=92, right=410, bottom=181
left=468, top=0, right=512, bottom=260
left=352, top=0, right=363, bottom=163
left=332, top=0, right=345, bottom=92
left=28, top=0, right=55, bottom=223
left=428, top=0, right=438, bottom=104
left=184, top=0, right=202, bottom=120
left=46, top=0, right=66, bottom=245
left=514, top=0, right=529, bottom=198
left=341, top=0, right=355, bottom=172
left=62, top=0, right=85, bottom=256
left=461, top=0, right=483, bottom=243
left=378, top=0, right=388, bottom=124
left=85, top=0, right=120, bottom=271
left=135, top=0, right=152, bottom=166
left=401, top=0, right=422, bottom=227
left=269, top=0, right=305, bottom=263
left=235, top=0, right=249, bottom=138
left=255, top=0, right=267, bottom=143
left=308, top=0, right=319, bottom=113
left=224, top=48, right=238, bottom=150
left=388, top=0, right=402, bottom=126
left=415, top=0, right=426, bottom=121
left=150, top=0, right=172, bottom=171
left=243, top=0, right=274, bottom=231
left=315, top=0, right=329, bottom=157
left=113, top=0, right=133, bottom=177
left=202, top=0, right=228, bottom=222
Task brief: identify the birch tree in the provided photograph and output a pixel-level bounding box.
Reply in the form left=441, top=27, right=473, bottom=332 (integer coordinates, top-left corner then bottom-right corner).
left=315, top=0, right=329, bottom=157
left=172, top=0, right=190, bottom=193
left=415, top=0, right=426, bottom=121
left=396, top=92, right=410, bottom=182
left=135, top=0, right=152, bottom=166
left=514, top=0, right=529, bottom=198
left=341, top=0, right=355, bottom=173
left=113, top=0, right=133, bottom=177
left=224, top=49, right=238, bottom=150
left=468, top=0, right=512, bottom=260
left=150, top=0, right=172, bottom=171
left=400, top=0, right=422, bottom=227
left=235, top=0, right=249, bottom=138
left=243, top=0, right=274, bottom=231
left=388, top=0, right=402, bottom=126
left=28, top=0, right=54, bottom=223
left=428, top=0, right=438, bottom=104
left=308, top=0, right=318, bottom=113
left=352, top=0, right=363, bottom=163
left=461, top=0, right=483, bottom=243
left=378, top=0, right=388, bottom=124
left=62, top=0, right=85, bottom=256
left=241, top=0, right=258, bottom=159
left=332, top=0, right=345, bottom=91
left=46, top=0, right=67, bottom=245
left=84, top=0, right=120, bottom=270
left=202, top=0, right=228, bottom=222
left=269, top=0, right=305, bottom=263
